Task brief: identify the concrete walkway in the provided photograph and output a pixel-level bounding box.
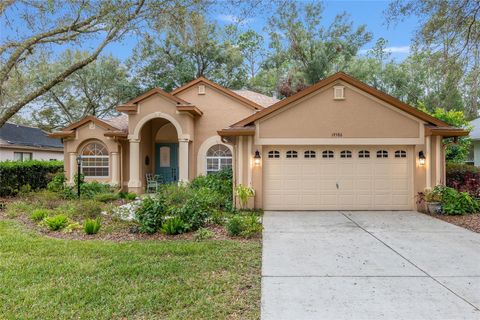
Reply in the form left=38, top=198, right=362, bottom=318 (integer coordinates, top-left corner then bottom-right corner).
left=261, top=211, right=480, bottom=320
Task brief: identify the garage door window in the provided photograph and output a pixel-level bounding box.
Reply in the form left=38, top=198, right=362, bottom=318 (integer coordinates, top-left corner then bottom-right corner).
left=322, top=150, right=334, bottom=158
left=377, top=150, right=389, bottom=158
left=340, top=150, right=352, bottom=158
left=358, top=150, right=370, bottom=158
left=304, top=150, right=316, bottom=158
left=395, top=150, right=407, bottom=158
left=286, top=150, right=298, bottom=158
left=268, top=150, right=280, bottom=158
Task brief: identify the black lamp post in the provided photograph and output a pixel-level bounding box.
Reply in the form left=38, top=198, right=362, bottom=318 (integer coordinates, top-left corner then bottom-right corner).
left=76, top=155, right=82, bottom=198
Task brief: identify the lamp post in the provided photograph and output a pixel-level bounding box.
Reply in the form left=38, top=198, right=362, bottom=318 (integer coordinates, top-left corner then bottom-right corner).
left=76, top=155, right=82, bottom=198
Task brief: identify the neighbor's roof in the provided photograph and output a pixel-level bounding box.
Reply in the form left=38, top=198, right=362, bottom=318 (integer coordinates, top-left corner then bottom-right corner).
left=469, top=118, right=480, bottom=140
left=0, top=122, right=63, bottom=149
left=232, top=90, right=279, bottom=108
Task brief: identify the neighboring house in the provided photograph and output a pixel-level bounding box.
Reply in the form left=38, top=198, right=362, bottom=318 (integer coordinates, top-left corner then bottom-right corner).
left=51, top=72, right=467, bottom=210
left=0, top=123, right=63, bottom=161
left=468, top=118, right=480, bottom=166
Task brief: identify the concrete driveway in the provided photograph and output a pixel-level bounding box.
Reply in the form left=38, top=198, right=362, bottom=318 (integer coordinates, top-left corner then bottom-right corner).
left=262, top=211, right=480, bottom=320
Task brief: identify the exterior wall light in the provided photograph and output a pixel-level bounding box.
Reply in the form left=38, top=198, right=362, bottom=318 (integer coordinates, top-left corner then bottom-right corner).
left=254, top=150, right=261, bottom=166
left=418, top=151, right=426, bottom=166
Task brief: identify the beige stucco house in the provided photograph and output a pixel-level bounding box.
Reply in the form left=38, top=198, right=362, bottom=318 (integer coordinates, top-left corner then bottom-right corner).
left=51, top=72, right=467, bottom=210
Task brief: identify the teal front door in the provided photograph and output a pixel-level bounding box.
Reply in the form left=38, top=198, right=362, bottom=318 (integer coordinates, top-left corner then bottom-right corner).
left=155, top=143, right=179, bottom=183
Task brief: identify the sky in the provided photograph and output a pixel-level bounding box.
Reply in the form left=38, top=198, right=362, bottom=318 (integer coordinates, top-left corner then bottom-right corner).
left=100, top=0, right=419, bottom=62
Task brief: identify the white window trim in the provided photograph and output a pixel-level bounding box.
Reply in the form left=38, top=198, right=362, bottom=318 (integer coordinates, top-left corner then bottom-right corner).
left=197, top=136, right=234, bottom=176
left=81, top=155, right=109, bottom=178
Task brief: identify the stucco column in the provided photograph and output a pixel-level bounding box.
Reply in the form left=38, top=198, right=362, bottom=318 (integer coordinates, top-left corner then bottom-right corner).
left=435, top=136, right=441, bottom=185
left=111, top=152, right=120, bottom=186
left=426, top=135, right=431, bottom=189
left=178, top=138, right=189, bottom=182
left=128, top=139, right=142, bottom=191
left=69, top=152, right=77, bottom=184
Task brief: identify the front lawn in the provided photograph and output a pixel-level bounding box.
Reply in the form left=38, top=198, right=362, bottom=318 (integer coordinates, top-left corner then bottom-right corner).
left=0, top=220, right=261, bottom=319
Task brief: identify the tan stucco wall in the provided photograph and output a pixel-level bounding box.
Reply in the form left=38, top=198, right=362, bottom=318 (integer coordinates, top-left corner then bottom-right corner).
left=174, top=84, right=257, bottom=177
left=258, top=82, right=420, bottom=139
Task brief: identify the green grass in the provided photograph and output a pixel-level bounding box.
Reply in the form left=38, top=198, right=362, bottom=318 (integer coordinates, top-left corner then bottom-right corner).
left=0, top=221, right=261, bottom=319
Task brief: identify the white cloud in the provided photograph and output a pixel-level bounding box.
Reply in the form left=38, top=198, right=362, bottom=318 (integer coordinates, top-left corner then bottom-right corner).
left=217, top=14, right=252, bottom=25
left=359, top=45, right=410, bottom=55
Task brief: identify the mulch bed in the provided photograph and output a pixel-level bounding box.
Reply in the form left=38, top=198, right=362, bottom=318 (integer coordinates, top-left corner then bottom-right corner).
left=423, top=211, right=480, bottom=233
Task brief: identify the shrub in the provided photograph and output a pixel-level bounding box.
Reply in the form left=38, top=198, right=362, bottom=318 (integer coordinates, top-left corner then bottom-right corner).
left=424, top=185, right=480, bottom=215
left=80, top=181, right=114, bottom=198
left=161, top=217, right=188, bottom=235
left=235, top=184, right=255, bottom=209
left=446, top=163, right=480, bottom=198
left=44, top=214, right=69, bottom=231
left=94, top=193, right=119, bottom=203
left=226, top=215, right=262, bottom=238
left=136, top=196, right=165, bottom=234
left=47, top=173, right=67, bottom=192
left=0, top=160, right=63, bottom=196
left=226, top=216, right=244, bottom=236
left=75, top=200, right=103, bottom=219
left=84, top=218, right=101, bottom=235
left=194, top=227, right=214, bottom=241
left=191, top=168, right=233, bottom=211
left=30, top=209, right=51, bottom=221
left=174, top=187, right=223, bottom=230
left=119, top=192, right=137, bottom=201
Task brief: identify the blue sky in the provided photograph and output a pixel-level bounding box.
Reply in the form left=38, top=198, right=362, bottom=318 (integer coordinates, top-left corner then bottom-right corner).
left=101, top=0, right=418, bottom=62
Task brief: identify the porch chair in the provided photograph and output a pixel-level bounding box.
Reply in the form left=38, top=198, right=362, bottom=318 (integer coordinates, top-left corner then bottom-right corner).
left=145, top=173, right=160, bottom=193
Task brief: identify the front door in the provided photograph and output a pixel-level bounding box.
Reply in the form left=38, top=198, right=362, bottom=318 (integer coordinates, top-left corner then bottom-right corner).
left=155, top=143, right=179, bottom=183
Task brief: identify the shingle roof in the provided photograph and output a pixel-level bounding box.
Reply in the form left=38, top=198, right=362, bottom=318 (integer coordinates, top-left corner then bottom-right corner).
left=0, top=123, right=63, bottom=149
left=232, top=90, right=279, bottom=108
left=104, top=114, right=129, bottom=132
left=469, top=118, right=480, bottom=140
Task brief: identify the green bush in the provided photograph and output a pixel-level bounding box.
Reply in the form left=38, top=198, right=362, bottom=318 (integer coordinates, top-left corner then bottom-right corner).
left=118, top=192, right=137, bottom=201
left=174, top=187, right=223, bottom=230
left=94, top=193, right=119, bottom=203
left=161, top=217, right=188, bottom=235
left=426, top=185, right=480, bottom=215
left=30, top=209, right=51, bottom=222
left=80, top=181, right=114, bottom=198
left=191, top=168, right=233, bottom=211
left=226, top=215, right=262, bottom=238
left=0, top=160, right=63, bottom=196
left=44, top=214, right=69, bottom=231
left=194, top=227, right=214, bottom=241
left=47, top=173, right=67, bottom=192
left=84, top=218, right=101, bottom=235
left=136, top=196, right=165, bottom=234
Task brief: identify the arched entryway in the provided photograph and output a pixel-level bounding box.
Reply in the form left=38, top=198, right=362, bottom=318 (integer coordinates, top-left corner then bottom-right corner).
left=127, top=112, right=190, bottom=192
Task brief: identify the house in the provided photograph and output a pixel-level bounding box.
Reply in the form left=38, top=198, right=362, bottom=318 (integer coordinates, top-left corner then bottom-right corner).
left=50, top=72, right=467, bottom=210
left=468, top=118, right=480, bottom=166
left=0, top=122, right=63, bottom=161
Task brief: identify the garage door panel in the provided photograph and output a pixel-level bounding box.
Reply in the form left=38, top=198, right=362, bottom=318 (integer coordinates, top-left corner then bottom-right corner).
left=263, top=146, right=413, bottom=210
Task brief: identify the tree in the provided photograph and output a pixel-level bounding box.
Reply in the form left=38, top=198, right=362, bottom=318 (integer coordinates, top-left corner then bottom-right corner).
left=0, top=0, right=149, bottom=127
left=261, top=1, right=372, bottom=97
left=130, top=13, right=247, bottom=91
left=26, top=50, right=140, bottom=131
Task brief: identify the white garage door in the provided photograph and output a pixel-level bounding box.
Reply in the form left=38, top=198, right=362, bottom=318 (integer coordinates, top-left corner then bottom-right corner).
left=263, top=146, right=413, bottom=210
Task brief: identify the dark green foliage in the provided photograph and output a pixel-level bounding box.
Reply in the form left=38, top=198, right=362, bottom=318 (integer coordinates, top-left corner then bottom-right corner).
left=190, top=168, right=233, bottom=211
left=84, top=218, right=101, bottom=235
left=47, top=173, right=67, bottom=192
left=30, top=209, right=51, bottom=222
left=80, top=181, right=114, bottom=198
left=161, top=217, right=188, bottom=235
left=44, top=214, right=69, bottom=231
left=136, top=196, right=165, bottom=234
left=118, top=192, right=137, bottom=201
left=75, top=200, right=103, bottom=219
left=94, top=193, right=119, bottom=203
left=0, top=160, right=63, bottom=196
left=426, top=185, right=480, bottom=215
left=226, top=215, right=262, bottom=238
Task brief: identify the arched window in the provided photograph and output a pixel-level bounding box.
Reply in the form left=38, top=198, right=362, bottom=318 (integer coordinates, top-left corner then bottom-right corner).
left=81, top=142, right=109, bottom=177
left=322, top=150, right=334, bottom=158
left=268, top=150, right=280, bottom=158
left=304, top=150, right=316, bottom=158
left=206, top=144, right=232, bottom=174
left=395, top=150, right=407, bottom=158
left=286, top=150, right=298, bottom=158
left=340, top=150, right=352, bottom=158
left=358, top=150, right=370, bottom=158
left=377, top=150, right=389, bottom=158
